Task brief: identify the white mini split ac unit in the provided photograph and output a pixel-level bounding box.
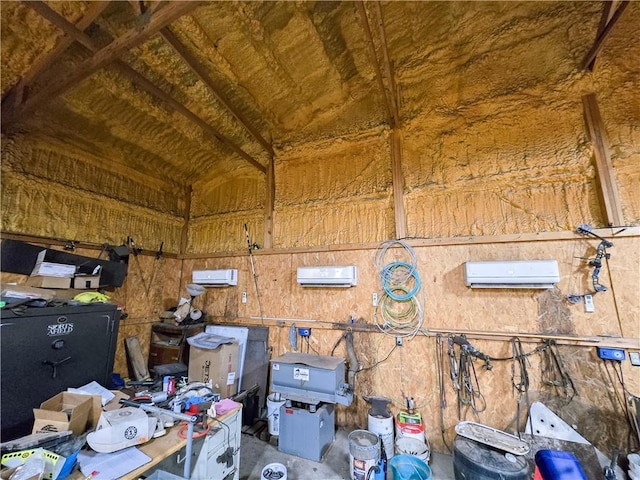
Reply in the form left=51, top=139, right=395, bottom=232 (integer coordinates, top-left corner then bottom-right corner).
left=192, top=269, right=238, bottom=287
left=464, top=260, right=559, bottom=289
left=297, top=266, right=358, bottom=288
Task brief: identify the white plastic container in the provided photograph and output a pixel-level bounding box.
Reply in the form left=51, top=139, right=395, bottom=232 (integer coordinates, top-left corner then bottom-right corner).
left=266, top=393, right=286, bottom=436
left=368, top=412, right=394, bottom=458
left=261, top=462, right=287, bottom=480
left=395, top=436, right=430, bottom=463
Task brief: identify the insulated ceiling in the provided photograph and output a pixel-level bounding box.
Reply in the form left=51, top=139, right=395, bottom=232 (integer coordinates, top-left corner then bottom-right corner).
left=0, top=1, right=623, bottom=187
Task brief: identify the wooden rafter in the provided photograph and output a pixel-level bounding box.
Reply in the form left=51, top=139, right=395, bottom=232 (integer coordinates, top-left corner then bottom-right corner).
left=15, top=1, right=265, bottom=173
left=355, top=1, right=405, bottom=238
left=582, top=93, right=624, bottom=226
left=2, top=1, right=202, bottom=126
left=159, top=27, right=275, bottom=157
left=113, top=61, right=266, bottom=173
left=355, top=1, right=393, bottom=126
left=373, top=2, right=399, bottom=128
left=2, top=1, right=109, bottom=111
left=581, top=0, right=629, bottom=70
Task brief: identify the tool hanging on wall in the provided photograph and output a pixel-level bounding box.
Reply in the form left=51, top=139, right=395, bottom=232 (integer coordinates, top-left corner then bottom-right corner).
left=244, top=223, right=265, bottom=325
left=447, top=335, right=488, bottom=419
left=567, top=224, right=614, bottom=303
left=541, top=339, right=578, bottom=400
left=511, top=337, right=531, bottom=438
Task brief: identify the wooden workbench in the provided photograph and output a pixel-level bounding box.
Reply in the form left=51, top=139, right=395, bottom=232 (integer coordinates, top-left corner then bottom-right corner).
left=70, top=405, right=242, bottom=480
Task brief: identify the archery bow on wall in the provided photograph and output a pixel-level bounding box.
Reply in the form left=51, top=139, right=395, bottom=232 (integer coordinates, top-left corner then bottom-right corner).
left=567, top=224, right=614, bottom=304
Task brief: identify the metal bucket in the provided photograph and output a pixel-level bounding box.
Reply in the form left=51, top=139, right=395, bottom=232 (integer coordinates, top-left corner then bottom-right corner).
left=348, top=429, right=380, bottom=480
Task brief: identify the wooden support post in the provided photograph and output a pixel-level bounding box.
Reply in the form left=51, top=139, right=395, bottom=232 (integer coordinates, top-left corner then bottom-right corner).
left=391, top=130, right=406, bottom=239
left=180, top=185, right=192, bottom=255
left=582, top=93, right=624, bottom=226
left=263, top=156, right=275, bottom=249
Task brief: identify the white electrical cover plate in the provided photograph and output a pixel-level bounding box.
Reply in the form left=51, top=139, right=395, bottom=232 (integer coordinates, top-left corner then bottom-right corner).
left=630, top=352, right=640, bottom=366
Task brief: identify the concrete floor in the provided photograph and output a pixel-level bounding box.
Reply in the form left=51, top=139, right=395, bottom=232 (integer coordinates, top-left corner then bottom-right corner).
left=239, top=427, right=455, bottom=480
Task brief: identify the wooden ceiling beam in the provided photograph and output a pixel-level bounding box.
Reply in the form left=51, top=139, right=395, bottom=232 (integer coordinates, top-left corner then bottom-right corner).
left=25, top=1, right=98, bottom=52
left=113, top=61, right=266, bottom=173
left=373, top=2, right=399, bottom=128
left=12, top=1, right=265, bottom=173
left=2, top=1, right=109, bottom=112
left=581, top=0, right=629, bottom=70
left=159, top=27, right=275, bottom=157
left=582, top=93, right=624, bottom=226
left=3, top=1, right=202, bottom=125
left=355, top=1, right=393, bottom=127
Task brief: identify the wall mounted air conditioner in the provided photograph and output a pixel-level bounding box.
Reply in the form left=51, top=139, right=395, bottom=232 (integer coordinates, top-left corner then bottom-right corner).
left=464, top=260, right=559, bottom=289
left=297, top=266, right=358, bottom=288
left=192, top=268, right=238, bottom=287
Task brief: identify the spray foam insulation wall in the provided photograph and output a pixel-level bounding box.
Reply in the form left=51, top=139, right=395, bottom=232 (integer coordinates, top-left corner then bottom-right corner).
left=1, top=134, right=186, bottom=252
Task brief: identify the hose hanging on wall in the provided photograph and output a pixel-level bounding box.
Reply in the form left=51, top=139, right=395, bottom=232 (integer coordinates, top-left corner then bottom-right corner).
left=374, top=240, right=424, bottom=339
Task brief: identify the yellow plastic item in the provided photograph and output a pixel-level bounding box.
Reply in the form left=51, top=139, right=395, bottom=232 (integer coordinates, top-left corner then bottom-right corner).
left=73, top=292, right=110, bottom=303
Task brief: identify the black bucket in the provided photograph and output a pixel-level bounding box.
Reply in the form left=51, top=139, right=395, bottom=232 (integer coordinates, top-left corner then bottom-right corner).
left=453, top=436, right=530, bottom=480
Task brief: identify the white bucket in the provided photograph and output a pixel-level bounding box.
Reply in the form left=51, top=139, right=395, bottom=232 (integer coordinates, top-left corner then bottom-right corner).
left=396, top=412, right=425, bottom=443
left=261, top=462, right=287, bottom=480
left=349, top=430, right=380, bottom=480
left=266, top=394, right=286, bottom=436
left=395, top=436, right=430, bottom=464
left=368, top=413, right=394, bottom=458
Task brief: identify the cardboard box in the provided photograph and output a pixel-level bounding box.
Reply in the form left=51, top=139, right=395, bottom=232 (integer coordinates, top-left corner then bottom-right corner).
left=31, top=250, right=76, bottom=278
left=188, top=339, right=239, bottom=398
left=32, top=393, right=92, bottom=436
left=26, top=275, right=72, bottom=289
left=72, top=274, right=100, bottom=289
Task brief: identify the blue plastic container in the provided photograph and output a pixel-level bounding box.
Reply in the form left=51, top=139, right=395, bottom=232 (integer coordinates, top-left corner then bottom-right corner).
left=389, top=454, right=432, bottom=480
left=535, top=450, right=587, bottom=480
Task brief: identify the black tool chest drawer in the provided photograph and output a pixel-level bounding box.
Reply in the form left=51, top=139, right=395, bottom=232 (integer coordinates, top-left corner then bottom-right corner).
left=0, top=303, right=121, bottom=441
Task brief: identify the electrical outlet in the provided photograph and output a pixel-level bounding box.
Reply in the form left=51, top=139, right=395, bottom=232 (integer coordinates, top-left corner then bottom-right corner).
left=584, top=294, right=595, bottom=313
left=241, top=292, right=247, bottom=304
left=396, top=336, right=403, bottom=346
left=372, top=293, right=378, bottom=307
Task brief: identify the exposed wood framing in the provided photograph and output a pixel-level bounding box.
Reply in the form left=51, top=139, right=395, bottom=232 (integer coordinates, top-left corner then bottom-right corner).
left=180, top=185, right=192, bottom=255
left=391, top=130, right=406, bottom=239
left=581, top=0, right=629, bottom=70
left=112, top=61, right=266, bottom=173
left=263, top=156, right=275, bottom=249
left=373, top=2, right=399, bottom=127
left=159, top=27, right=274, bottom=157
left=582, top=93, right=624, bottom=226
left=355, top=1, right=393, bottom=126
left=356, top=2, right=405, bottom=238
left=21, top=1, right=265, bottom=173
left=1, top=1, right=109, bottom=112
left=181, top=227, right=640, bottom=259
left=2, top=1, right=202, bottom=125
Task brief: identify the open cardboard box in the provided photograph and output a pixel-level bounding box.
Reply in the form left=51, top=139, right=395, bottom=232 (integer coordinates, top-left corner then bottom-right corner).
left=188, top=338, right=239, bottom=398
left=32, top=393, right=92, bottom=436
